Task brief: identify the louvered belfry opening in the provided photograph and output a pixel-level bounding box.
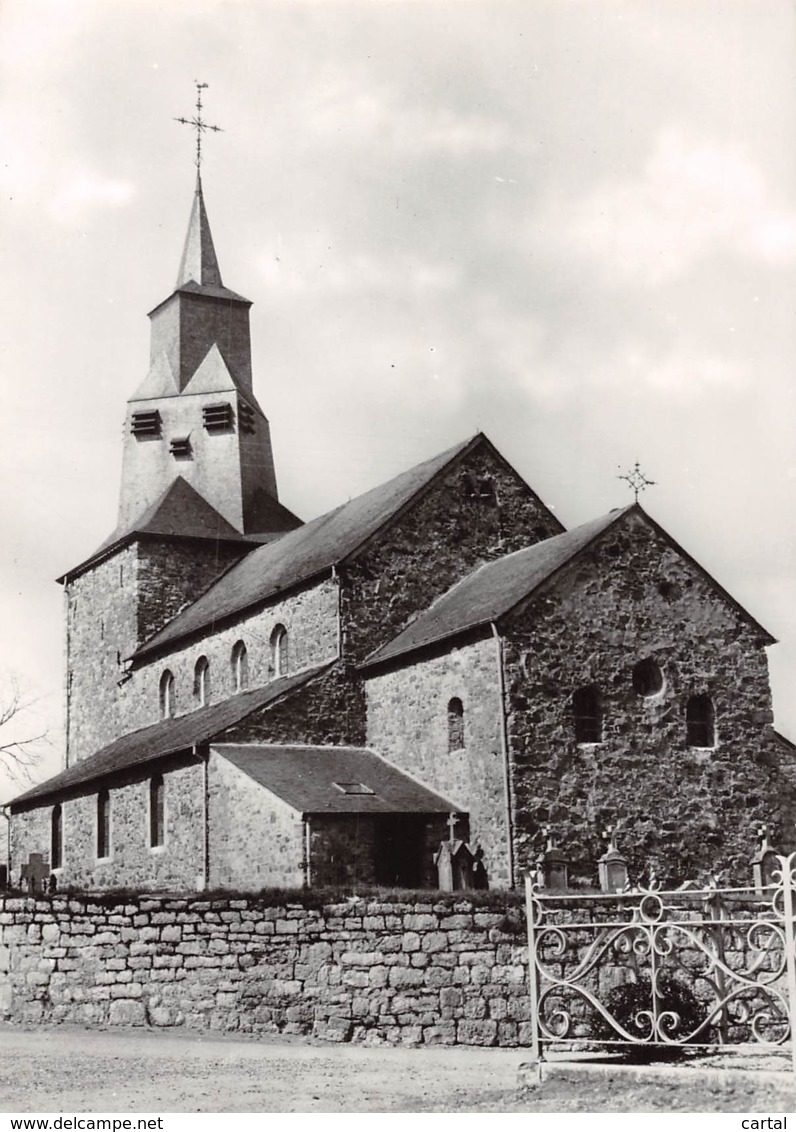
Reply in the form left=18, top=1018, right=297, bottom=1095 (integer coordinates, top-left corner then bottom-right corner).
left=202, top=402, right=234, bottom=432
left=131, top=410, right=161, bottom=438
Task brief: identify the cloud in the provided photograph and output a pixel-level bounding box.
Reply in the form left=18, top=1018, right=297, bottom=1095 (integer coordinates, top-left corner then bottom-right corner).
left=48, top=170, right=135, bottom=223
left=300, top=69, right=513, bottom=157
left=466, top=297, right=747, bottom=408
left=536, top=128, right=796, bottom=285
left=641, top=349, right=745, bottom=398
left=256, top=239, right=461, bottom=298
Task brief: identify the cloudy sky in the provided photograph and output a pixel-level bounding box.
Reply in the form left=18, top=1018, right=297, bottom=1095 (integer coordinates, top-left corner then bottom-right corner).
left=2, top=0, right=796, bottom=792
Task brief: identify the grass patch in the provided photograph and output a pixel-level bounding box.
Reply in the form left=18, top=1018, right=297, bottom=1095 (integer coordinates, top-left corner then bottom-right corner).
left=2, top=884, right=528, bottom=913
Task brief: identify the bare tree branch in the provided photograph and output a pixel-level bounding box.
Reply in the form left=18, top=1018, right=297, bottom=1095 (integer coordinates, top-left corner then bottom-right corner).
left=0, top=671, right=51, bottom=785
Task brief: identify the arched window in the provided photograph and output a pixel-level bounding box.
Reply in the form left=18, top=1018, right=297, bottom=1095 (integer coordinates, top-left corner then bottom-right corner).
left=159, top=670, right=175, bottom=719
left=193, top=656, right=210, bottom=707
left=447, top=697, right=465, bottom=751
left=149, top=774, right=165, bottom=848
left=573, top=685, right=602, bottom=744
left=231, top=640, right=249, bottom=692
left=96, top=789, right=111, bottom=859
left=51, top=804, right=62, bottom=870
left=270, top=624, right=288, bottom=678
left=687, top=695, right=715, bottom=748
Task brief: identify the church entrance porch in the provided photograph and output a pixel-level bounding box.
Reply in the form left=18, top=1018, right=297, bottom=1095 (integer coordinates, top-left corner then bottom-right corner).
left=307, top=813, right=449, bottom=890
left=373, top=815, right=426, bottom=888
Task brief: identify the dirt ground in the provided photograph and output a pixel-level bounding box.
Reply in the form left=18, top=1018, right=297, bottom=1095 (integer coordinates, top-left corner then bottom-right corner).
left=0, top=1025, right=792, bottom=1113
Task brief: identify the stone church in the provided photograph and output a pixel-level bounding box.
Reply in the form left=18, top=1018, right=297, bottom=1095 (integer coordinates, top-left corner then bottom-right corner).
left=9, top=174, right=796, bottom=892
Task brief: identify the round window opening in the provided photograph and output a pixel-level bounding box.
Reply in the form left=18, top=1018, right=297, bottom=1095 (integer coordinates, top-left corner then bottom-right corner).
left=632, top=658, right=664, bottom=697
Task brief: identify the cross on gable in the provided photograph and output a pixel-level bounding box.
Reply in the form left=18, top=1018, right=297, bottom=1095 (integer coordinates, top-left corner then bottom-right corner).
left=618, top=461, right=656, bottom=503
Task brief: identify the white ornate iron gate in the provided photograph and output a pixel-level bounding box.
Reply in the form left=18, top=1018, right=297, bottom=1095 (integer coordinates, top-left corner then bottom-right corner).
left=525, top=852, right=796, bottom=1074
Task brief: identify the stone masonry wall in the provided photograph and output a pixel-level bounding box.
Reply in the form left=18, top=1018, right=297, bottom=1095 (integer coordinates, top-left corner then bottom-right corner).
left=207, top=751, right=305, bottom=890
left=365, top=636, right=512, bottom=888
left=11, top=757, right=205, bottom=893
left=128, top=576, right=339, bottom=733
left=65, top=545, right=139, bottom=766
left=0, top=895, right=530, bottom=1048
left=505, top=510, right=796, bottom=884
left=136, top=538, right=249, bottom=645
left=66, top=538, right=247, bottom=764
left=222, top=663, right=366, bottom=748
left=340, top=440, right=563, bottom=666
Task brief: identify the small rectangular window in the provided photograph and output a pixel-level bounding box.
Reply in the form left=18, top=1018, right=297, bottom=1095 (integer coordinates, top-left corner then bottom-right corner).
left=203, top=402, right=234, bottom=432
left=51, top=805, right=63, bottom=870
left=150, top=775, right=165, bottom=848
left=97, top=790, right=111, bottom=859
left=131, top=410, right=161, bottom=437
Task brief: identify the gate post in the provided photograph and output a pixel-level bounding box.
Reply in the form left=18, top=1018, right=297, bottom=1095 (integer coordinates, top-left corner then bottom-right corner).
left=525, top=872, right=541, bottom=1065
left=776, top=852, right=796, bottom=1076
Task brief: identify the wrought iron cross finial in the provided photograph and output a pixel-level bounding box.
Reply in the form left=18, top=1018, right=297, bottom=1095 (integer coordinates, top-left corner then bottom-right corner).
left=174, top=81, right=223, bottom=172
left=618, top=461, right=656, bottom=503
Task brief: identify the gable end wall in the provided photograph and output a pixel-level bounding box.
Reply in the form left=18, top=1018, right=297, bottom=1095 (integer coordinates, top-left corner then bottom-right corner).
left=504, top=511, right=796, bottom=883
left=341, top=443, right=561, bottom=665
left=208, top=751, right=305, bottom=890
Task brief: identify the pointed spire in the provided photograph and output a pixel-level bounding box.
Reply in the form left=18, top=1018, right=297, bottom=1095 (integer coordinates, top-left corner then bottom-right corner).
left=176, top=173, right=223, bottom=289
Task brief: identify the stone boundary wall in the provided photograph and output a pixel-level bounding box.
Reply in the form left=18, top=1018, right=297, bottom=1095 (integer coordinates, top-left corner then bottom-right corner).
left=0, top=895, right=531, bottom=1048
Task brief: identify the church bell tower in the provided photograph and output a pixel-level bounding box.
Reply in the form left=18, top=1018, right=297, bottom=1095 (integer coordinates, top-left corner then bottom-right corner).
left=60, top=86, right=301, bottom=766
left=117, top=87, right=297, bottom=537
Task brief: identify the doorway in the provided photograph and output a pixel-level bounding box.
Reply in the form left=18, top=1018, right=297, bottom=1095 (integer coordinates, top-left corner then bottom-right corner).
left=374, top=815, right=425, bottom=887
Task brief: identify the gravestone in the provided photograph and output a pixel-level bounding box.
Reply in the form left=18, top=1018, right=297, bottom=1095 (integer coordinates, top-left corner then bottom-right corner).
left=751, top=825, right=779, bottom=894
left=598, top=826, right=629, bottom=893
left=434, top=840, right=476, bottom=891
left=20, top=853, right=49, bottom=894
left=535, top=826, right=569, bottom=890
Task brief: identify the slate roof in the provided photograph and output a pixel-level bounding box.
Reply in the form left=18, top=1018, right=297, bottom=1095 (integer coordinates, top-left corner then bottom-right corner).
left=149, top=282, right=252, bottom=311
left=147, top=177, right=250, bottom=315
left=176, top=174, right=223, bottom=290
left=60, top=478, right=300, bottom=583
left=133, top=434, right=481, bottom=661
left=59, top=478, right=256, bottom=583
left=174, top=281, right=251, bottom=304
left=9, top=665, right=331, bottom=810
left=213, top=743, right=459, bottom=815
left=362, top=509, right=629, bottom=667
left=362, top=503, right=775, bottom=668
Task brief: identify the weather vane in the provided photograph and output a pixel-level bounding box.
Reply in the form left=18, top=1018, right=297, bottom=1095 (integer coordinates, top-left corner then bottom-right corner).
left=618, top=461, right=656, bottom=503
left=174, top=81, right=223, bottom=173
